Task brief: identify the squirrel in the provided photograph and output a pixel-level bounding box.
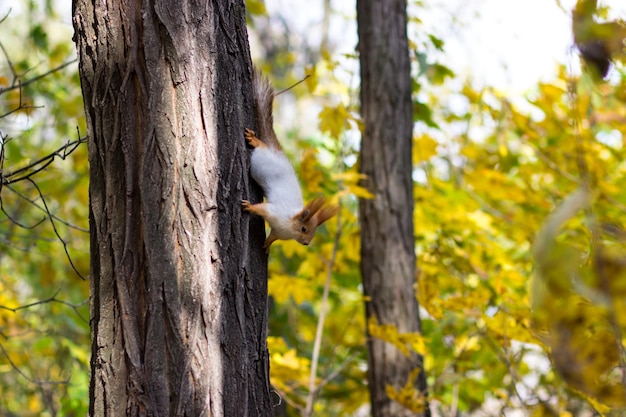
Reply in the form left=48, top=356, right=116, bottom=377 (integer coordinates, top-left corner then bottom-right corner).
left=242, top=68, right=338, bottom=253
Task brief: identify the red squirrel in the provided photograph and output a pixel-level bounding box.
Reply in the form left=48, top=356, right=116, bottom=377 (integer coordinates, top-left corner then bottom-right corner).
left=242, top=68, right=337, bottom=253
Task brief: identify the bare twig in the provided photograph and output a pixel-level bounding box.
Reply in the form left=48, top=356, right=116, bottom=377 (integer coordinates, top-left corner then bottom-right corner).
left=271, top=385, right=303, bottom=412
left=527, top=141, right=580, bottom=183
left=0, top=79, right=41, bottom=118
left=5, top=184, right=89, bottom=233
left=0, top=341, right=69, bottom=386
left=0, top=38, right=17, bottom=82
left=53, top=296, right=90, bottom=324
left=0, top=8, right=11, bottom=25
left=0, top=235, right=36, bottom=252
left=0, top=201, right=46, bottom=229
left=0, top=59, right=78, bottom=95
left=316, top=350, right=359, bottom=389
left=304, top=206, right=342, bottom=417
left=3, top=136, right=87, bottom=184
left=275, top=74, right=312, bottom=96
left=320, top=0, right=331, bottom=52
left=0, top=288, right=63, bottom=312
left=0, top=131, right=6, bottom=194
left=0, top=289, right=89, bottom=324
left=22, top=178, right=87, bottom=280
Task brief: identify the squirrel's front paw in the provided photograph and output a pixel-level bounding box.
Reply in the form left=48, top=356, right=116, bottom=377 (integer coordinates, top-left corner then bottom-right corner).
left=244, top=128, right=263, bottom=148
left=242, top=200, right=252, bottom=211
left=244, top=128, right=255, bottom=138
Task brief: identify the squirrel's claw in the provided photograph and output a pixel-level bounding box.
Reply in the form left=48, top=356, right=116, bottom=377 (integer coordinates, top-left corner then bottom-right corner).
left=263, top=234, right=278, bottom=254
left=244, top=128, right=264, bottom=148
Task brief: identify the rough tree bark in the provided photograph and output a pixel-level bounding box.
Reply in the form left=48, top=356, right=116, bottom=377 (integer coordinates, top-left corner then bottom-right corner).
left=357, top=0, right=430, bottom=416
left=72, top=0, right=271, bottom=415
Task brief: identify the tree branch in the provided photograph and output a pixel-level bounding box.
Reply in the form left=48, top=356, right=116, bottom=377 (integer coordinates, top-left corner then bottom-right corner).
left=0, top=288, right=89, bottom=324
left=4, top=184, right=89, bottom=233
left=0, top=341, right=69, bottom=386
left=0, top=59, right=78, bottom=95
left=3, top=136, right=87, bottom=184
left=22, top=178, right=87, bottom=280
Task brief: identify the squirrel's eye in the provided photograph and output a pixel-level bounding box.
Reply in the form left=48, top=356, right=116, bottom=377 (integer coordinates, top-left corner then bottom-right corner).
left=301, top=226, right=307, bottom=233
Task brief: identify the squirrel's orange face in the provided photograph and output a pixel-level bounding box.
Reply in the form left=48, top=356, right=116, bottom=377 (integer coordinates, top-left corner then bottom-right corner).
left=292, top=197, right=338, bottom=245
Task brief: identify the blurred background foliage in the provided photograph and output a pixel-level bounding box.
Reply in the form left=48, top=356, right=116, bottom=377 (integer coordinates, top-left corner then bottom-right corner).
left=0, top=1, right=89, bottom=416
left=2, top=0, right=626, bottom=416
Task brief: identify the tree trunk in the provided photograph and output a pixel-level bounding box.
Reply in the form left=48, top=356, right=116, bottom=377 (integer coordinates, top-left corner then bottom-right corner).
left=357, top=1, right=429, bottom=416
left=72, top=1, right=271, bottom=415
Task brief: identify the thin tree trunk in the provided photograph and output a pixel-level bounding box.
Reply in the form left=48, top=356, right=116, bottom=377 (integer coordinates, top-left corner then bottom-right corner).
left=72, top=1, right=271, bottom=415
left=357, top=0, right=429, bottom=416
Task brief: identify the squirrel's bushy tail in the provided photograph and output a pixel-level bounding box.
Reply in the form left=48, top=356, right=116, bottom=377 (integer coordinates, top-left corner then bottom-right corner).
left=252, top=67, right=282, bottom=149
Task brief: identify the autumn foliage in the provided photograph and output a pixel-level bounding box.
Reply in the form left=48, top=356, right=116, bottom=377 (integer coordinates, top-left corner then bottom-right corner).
left=2, top=0, right=626, bottom=416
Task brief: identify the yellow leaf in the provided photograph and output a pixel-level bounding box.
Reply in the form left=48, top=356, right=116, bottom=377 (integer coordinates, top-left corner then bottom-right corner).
left=385, top=368, right=427, bottom=413
left=465, top=168, right=526, bottom=202
left=484, top=311, right=535, bottom=344
left=467, top=210, right=493, bottom=231
left=331, top=172, right=367, bottom=183
left=304, top=65, right=318, bottom=93
left=268, top=274, right=316, bottom=305
left=579, top=391, right=612, bottom=415
left=296, top=255, right=320, bottom=279
left=538, top=82, right=567, bottom=104
left=347, top=183, right=375, bottom=199
left=319, top=103, right=350, bottom=139
left=453, top=335, right=480, bottom=356
left=368, top=316, right=428, bottom=356
left=332, top=171, right=374, bottom=199
left=274, top=349, right=306, bottom=371
left=246, top=0, right=267, bottom=15
left=413, top=134, right=438, bottom=163
left=300, top=148, right=323, bottom=193
left=267, top=336, right=288, bottom=354
left=270, top=348, right=311, bottom=392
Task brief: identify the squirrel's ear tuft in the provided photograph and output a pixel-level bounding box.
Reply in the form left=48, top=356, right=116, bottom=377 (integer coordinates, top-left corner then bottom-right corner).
left=298, top=197, right=338, bottom=225
left=300, top=197, right=326, bottom=222
left=314, top=203, right=339, bottom=226
left=299, top=209, right=311, bottom=220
